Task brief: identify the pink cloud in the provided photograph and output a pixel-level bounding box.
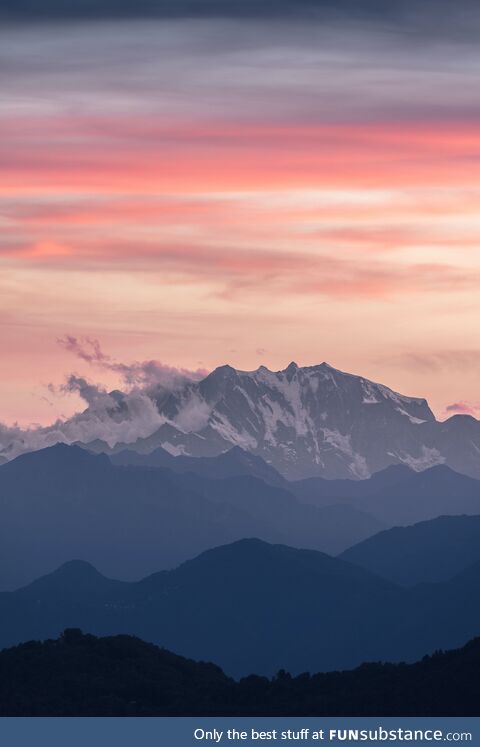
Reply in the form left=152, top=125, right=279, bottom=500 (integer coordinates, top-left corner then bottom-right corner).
left=57, top=336, right=208, bottom=389
left=2, top=117, right=480, bottom=195
left=445, top=401, right=480, bottom=417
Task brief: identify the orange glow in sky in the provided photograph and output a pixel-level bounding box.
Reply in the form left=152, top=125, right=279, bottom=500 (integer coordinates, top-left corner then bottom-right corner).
left=1, top=19, right=480, bottom=425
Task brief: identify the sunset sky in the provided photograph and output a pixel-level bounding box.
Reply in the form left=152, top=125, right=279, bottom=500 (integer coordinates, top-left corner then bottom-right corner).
left=1, top=1, right=480, bottom=426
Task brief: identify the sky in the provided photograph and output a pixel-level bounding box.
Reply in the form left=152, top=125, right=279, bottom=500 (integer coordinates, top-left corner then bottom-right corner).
left=1, top=1, right=480, bottom=426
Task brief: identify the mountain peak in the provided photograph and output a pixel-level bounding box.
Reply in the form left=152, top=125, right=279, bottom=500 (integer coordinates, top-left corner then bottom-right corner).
left=18, top=559, right=113, bottom=596
left=120, top=359, right=474, bottom=480
left=54, top=559, right=103, bottom=577
left=3, top=442, right=111, bottom=472
left=5, top=361, right=479, bottom=482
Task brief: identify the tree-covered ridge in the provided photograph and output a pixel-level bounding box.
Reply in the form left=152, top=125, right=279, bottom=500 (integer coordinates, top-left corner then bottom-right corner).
left=1, top=630, right=480, bottom=716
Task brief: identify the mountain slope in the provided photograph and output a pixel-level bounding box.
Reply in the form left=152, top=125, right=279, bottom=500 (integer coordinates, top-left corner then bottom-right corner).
left=110, top=445, right=286, bottom=487
left=292, top=464, right=480, bottom=526
left=3, top=362, right=480, bottom=481
left=402, top=559, right=480, bottom=661
left=104, top=362, right=440, bottom=479
left=290, top=464, right=415, bottom=507
left=340, top=514, right=480, bottom=585
left=354, top=466, right=480, bottom=525
left=0, top=631, right=230, bottom=716
left=0, top=444, right=382, bottom=590
left=2, top=538, right=480, bottom=678
left=81, top=362, right=480, bottom=481
left=0, top=539, right=405, bottom=677
left=2, top=630, right=480, bottom=716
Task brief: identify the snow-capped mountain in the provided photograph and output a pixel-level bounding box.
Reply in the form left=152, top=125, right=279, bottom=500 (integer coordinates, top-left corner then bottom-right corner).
left=86, top=362, right=480, bottom=480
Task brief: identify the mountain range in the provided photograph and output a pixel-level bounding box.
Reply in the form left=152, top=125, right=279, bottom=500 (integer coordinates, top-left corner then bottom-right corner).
left=3, top=536, right=480, bottom=678
left=341, top=514, right=480, bottom=585
left=2, top=442, right=480, bottom=590
left=110, top=444, right=286, bottom=486
left=0, top=443, right=385, bottom=590
left=0, top=539, right=413, bottom=676
left=292, top=463, right=480, bottom=525
left=77, top=362, right=480, bottom=481
left=112, top=447, right=480, bottom=525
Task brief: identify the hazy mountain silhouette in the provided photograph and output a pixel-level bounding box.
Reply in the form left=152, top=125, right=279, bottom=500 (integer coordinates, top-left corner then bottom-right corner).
left=102, top=444, right=480, bottom=527
left=341, top=514, right=480, bottom=585
left=2, top=443, right=479, bottom=591
left=0, top=444, right=382, bottom=590
left=0, top=539, right=406, bottom=677
left=354, top=466, right=480, bottom=525
left=110, top=445, right=286, bottom=486
left=3, top=538, right=480, bottom=677
left=293, top=464, right=480, bottom=525
left=291, top=464, right=414, bottom=507
left=393, top=557, right=480, bottom=664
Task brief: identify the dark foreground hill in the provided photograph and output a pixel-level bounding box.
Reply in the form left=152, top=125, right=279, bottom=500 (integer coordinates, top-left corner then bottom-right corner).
left=2, top=630, right=480, bottom=716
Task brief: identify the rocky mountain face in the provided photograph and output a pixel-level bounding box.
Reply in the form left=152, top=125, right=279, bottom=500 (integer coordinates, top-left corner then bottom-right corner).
left=86, top=362, right=480, bottom=480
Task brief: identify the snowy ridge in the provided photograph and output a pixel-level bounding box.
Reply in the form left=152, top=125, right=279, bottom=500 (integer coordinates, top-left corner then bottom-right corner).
left=138, top=361, right=453, bottom=479
left=3, top=361, right=480, bottom=481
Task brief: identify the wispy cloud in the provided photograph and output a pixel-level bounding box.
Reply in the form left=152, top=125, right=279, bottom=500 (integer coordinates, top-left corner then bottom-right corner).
left=57, top=335, right=208, bottom=389
left=2, top=17, right=480, bottom=425
left=2, top=0, right=480, bottom=44
left=0, top=336, right=212, bottom=459
left=384, top=350, right=480, bottom=372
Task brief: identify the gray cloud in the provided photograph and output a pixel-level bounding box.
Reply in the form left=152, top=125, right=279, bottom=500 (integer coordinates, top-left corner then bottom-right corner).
left=0, top=377, right=168, bottom=460
left=58, top=336, right=108, bottom=365
left=0, top=337, right=210, bottom=461
left=0, top=0, right=436, bottom=21
left=57, top=335, right=208, bottom=389
left=2, top=17, right=480, bottom=133
left=0, top=0, right=478, bottom=34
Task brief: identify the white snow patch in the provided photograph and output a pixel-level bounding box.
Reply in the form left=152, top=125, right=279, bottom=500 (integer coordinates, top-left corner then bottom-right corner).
left=360, top=379, right=381, bottom=404
left=254, top=369, right=315, bottom=439
left=322, top=428, right=370, bottom=478
left=395, top=446, right=445, bottom=471
left=376, top=383, right=424, bottom=407
left=308, top=376, right=320, bottom=393
left=161, top=442, right=187, bottom=456
left=209, top=412, right=258, bottom=450
left=395, top=407, right=427, bottom=425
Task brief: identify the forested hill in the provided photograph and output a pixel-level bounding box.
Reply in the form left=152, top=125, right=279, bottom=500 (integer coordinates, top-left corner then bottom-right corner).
left=1, top=630, right=480, bottom=716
